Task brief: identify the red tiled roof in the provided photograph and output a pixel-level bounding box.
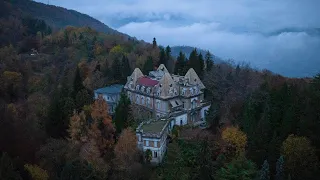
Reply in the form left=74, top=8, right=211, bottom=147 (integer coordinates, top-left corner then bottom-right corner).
left=137, top=77, right=159, bottom=86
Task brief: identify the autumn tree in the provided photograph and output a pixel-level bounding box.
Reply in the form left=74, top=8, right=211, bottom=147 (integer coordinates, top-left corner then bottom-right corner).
left=68, top=111, right=88, bottom=143
left=24, top=164, right=49, bottom=180
left=281, top=134, right=319, bottom=180
left=90, top=96, right=115, bottom=156
left=113, top=128, right=142, bottom=179
left=222, top=126, right=247, bottom=155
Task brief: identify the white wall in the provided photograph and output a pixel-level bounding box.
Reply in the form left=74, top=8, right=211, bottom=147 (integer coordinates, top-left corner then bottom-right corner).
left=174, top=113, right=188, bottom=126
left=201, top=105, right=211, bottom=119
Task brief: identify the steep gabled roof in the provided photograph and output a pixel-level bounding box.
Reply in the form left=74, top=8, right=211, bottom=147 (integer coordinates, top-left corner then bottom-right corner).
left=157, top=64, right=169, bottom=73
left=124, top=68, right=143, bottom=88
left=184, top=68, right=205, bottom=89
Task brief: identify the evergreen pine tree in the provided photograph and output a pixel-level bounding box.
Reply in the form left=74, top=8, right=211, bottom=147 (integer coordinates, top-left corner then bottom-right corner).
left=143, top=56, right=154, bottom=75
left=198, top=53, right=205, bottom=79
left=275, top=156, right=284, bottom=180
left=158, top=47, right=166, bottom=66
left=205, top=51, right=214, bottom=71
left=152, top=37, right=157, bottom=48
left=188, top=49, right=200, bottom=75
left=174, top=51, right=187, bottom=75
left=72, top=66, right=85, bottom=99
left=259, top=160, right=270, bottom=180
left=112, top=58, right=122, bottom=82
left=114, top=93, right=132, bottom=134
left=165, top=45, right=174, bottom=73
left=121, top=55, right=131, bottom=83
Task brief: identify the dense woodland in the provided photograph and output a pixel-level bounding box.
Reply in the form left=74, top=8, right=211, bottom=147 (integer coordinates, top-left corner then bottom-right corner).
left=0, top=0, right=320, bottom=180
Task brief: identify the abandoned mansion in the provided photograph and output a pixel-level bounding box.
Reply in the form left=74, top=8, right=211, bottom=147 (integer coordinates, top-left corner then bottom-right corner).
left=124, top=64, right=211, bottom=124
left=124, top=64, right=211, bottom=164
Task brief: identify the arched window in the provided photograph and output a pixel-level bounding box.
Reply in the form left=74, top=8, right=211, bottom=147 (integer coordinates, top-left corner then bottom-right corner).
left=156, top=100, right=161, bottom=109
left=147, top=97, right=150, bottom=106
left=136, top=95, right=140, bottom=104
left=141, top=96, right=145, bottom=105
left=192, top=99, right=196, bottom=109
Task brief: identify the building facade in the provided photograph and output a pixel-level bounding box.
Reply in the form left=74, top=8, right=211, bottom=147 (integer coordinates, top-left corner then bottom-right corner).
left=136, top=119, right=172, bottom=164
left=94, top=84, right=124, bottom=115
left=124, top=64, right=211, bottom=124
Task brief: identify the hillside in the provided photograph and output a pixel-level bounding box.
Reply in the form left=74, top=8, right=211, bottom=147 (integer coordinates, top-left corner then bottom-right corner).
left=0, top=0, right=320, bottom=180
left=7, top=0, right=129, bottom=37
left=171, top=45, right=223, bottom=64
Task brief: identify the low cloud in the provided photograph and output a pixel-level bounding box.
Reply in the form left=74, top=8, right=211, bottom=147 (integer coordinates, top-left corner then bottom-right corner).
left=36, top=0, right=320, bottom=77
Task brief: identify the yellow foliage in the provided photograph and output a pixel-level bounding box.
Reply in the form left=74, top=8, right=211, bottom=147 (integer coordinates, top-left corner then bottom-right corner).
left=24, top=164, right=49, bottom=180
left=3, top=71, right=22, bottom=82
left=222, top=126, right=247, bottom=154
left=281, top=134, right=318, bottom=178
left=110, top=45, right=124, bottom=55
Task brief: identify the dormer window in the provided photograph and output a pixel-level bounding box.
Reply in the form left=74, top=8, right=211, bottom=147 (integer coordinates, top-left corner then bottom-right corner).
left=174, top=88, right=177, bottom=95
left=169, top=87, right=173, bottom=95
left=194, top=87, right=198, bottom=94
left=141, top=86, right=145, bottom=92
left=182, top=88, right=186, bottom=95
left=129, top=82, right=134, bottom=89
left=190, top=88, right=194, bottom=95
left=136, top=85, right=140, bottom=91
left=146, top=87, right=151, bottom=94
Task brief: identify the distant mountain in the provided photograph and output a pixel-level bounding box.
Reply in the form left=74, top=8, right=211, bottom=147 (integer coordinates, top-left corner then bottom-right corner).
left=9, top=0, right=129, bottom=37
left=171, top=46, right=223, bottom=63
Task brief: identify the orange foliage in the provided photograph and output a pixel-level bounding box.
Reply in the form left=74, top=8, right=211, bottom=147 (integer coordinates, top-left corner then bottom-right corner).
left=114, top=128, right=138, bottom=170
left=221, top=126, right=247, bottom=154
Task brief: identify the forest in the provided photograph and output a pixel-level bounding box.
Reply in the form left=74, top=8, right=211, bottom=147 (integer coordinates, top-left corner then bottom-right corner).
left=0, top=0, right=320, bottom=180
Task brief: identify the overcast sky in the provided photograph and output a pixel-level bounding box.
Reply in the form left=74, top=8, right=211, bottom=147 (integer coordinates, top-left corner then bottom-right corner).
left=36, top=0, right=320, bottom=77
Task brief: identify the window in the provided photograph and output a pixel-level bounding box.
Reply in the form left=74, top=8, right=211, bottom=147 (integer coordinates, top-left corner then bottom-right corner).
left=146, top=87, right=151, bottom=94
left=192, top=100, right=196, bottom=109
left=146, top=140, right=149, bottom=146
left=180, top=119, right=183, bottom=126
left=154, top=151, right=158, bottom=158
left=141, top=86, right=145, bottom=92
left=147, top=97, right=150, bottom=106
left=182, top=101, right=185, bottom=108
left=169, top=87, right=173, bottom=95
left=174, top=88, right=177, bottom=95
left=136, top=85, right=140, bottom=91
left=156, top=100, right=161, bottom=109
left=141, top=96, right=145, bottom=105
left=136, top=95, right=140, bottom=104
left=156, top=88, right=161, bottom=96
left=154, top=141, right=157, bottom=147
left=129, top=81, right=133, bottom=89
left=190, top=88, right=194, bottom=95
left=182, top=88, right=186, bottom=95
